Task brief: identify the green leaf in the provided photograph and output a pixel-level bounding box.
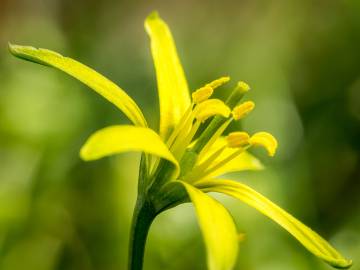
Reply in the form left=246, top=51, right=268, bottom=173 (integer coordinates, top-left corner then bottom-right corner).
left=80, top=125, right=179, bottom=178
left=145, top=12, right=191, bottom=139
left=9, top=43, right=147, bottom=127
left=198, top=179, right=352, bottom=269
left=177, top=181, right=238, bottom=270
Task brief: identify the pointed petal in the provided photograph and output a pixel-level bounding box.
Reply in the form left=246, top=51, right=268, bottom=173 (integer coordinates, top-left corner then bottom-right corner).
left=9, top=43, right=147, bottom=126
left=198, top=179, right=352, bottom=269
left=81, top=125, right=179, bottom=177
left=145, top=12, right=191, bottom=139
left=177, top=181, right=238, bottom=270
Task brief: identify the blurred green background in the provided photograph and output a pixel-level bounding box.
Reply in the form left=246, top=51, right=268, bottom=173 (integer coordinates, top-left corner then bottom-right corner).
left=0, top=0, right=359, bottom=269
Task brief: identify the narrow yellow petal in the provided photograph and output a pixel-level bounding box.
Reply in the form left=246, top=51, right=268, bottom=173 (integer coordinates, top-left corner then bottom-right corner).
left=198, top=179, right=352, bottom=269
left=145, top=12, right=191, bottom=139
left=80, top=125, right=179, bottom=178
left=249, top=132, right=278, bottom=157
left=9, top=44, right=147, bottom=126
left=177, top=181, right=238, bottom=270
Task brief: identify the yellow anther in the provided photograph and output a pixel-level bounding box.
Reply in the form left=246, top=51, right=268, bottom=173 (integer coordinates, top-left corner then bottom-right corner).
left=206, top=76, right=230, bottom=89
left=249, top=132, right=278, bottom=157
left=192, top=86, right=214, bottom=103
left=232, top=101, right=255, bottom=120
left=226, top=132, right=250, bottom=148
left=195, top=99, right=231, bottom=123
left=235, top=81, right=250, bottom=93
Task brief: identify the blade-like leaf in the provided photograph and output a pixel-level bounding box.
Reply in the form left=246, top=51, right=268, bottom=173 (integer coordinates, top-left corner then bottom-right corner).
left=145, top=12, right=191, bottom=139
left=178, top=181, right=238, bottom=270
left=81, top=125, right=179, bottom=178
left=197, top=179, right=352, bottom=269
left=9, top=44, right=147, bottom=126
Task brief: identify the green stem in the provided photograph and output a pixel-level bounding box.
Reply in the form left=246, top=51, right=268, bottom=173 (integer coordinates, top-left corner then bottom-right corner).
left=128, top=197, right=156, bottom=270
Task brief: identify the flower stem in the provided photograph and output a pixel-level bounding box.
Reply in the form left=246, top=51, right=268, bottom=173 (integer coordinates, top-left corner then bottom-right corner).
left=128, top=197, right=156, bottom=270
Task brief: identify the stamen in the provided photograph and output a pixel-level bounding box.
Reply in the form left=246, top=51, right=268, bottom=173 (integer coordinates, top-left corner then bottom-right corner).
left=172, top=120, right=201, bottom=159
left=235, top=81, right=250, bottom=93
left=193, top=132, right=250, bottom=179
left=186, top=144, right=227, bottom=182
left=170, top=98, right=230, bottom=161
left=166, top=104, right=194, bottom=147
left=200, top=145, right=250, bottom=179
left=194, top=99, right=231, bottom=123
left=185, top=120, right=202, bottom=146
left=179, top=79, right=250, bottom=177
left=206, top=76, right=230, bottom=89
left=225, top=81, right=250, bottom=109
left=249, top=132, right=278, bottom=157
left=226, top=132, right=250, bottom=148
left=198, top=118, right=232, bottom=160
left=192, top=86, right=213, bottom=104
left=232, top=101, right=255, bottom=120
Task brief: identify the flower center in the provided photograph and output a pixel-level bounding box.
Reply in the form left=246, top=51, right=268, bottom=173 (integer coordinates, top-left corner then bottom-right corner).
left=159, top=77, right=277, bottom=183
left=147, top=77, right=277, bottom=199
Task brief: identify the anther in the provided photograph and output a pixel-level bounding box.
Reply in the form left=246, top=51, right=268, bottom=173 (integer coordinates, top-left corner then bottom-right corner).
left=195, top=99, right=231, bottom=123
left=226, top=132, right=250, bottom=148
left=206, top=76, right=230, bottom=89
left=192, top=86, right=213, bottom=103
left=235, top=81, right=250, bottom=94
left=249, top=132, right=278, bottom=156
left=232, top=101, right=255, bottom=120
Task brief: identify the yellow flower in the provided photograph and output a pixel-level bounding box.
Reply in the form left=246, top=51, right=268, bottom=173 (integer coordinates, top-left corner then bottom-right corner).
left=9, top=11, right=352, bottom=270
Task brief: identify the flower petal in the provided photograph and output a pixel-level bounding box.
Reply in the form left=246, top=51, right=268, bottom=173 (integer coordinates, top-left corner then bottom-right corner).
left=197, top=179, right=352, bottom=269
left=177, top=181, right=238, bottom=270
left=145, top=12, right=191, bottom=139
left=80, top=125, right=179, bottom=177
left=9, top=43, right=147, bottom=127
